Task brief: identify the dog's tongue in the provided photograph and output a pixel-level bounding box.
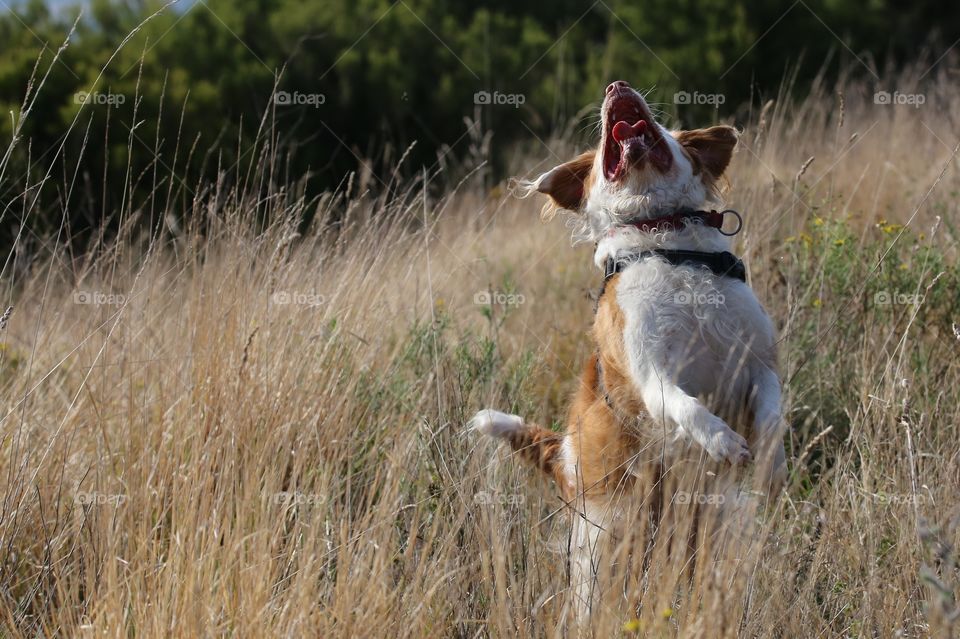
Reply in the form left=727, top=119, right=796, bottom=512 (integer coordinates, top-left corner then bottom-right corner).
left=612, top=120, right=647, bottom=143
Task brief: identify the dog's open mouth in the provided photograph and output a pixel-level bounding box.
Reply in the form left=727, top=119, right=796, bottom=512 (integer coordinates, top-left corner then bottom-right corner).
left=602, top=88, right=672, bottom=181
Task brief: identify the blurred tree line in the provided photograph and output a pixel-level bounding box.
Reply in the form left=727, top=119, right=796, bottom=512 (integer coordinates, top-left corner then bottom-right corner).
left=0, top=0, right=957, bottom=251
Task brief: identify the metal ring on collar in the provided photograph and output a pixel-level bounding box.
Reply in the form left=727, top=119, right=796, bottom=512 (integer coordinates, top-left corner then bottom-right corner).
left=718, top=209, right=743, bottom=236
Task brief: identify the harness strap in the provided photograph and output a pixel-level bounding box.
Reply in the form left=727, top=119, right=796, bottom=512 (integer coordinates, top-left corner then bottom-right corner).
left=603, top=249, right=747, bottom=283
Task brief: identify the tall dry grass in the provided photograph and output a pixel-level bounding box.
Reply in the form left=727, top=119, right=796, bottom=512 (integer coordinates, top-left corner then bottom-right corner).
left=1, top=62, right=960, bottom=637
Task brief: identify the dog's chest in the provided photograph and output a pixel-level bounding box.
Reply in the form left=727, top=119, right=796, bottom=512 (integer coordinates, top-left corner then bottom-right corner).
left=612, top=259, right=774, bottom=395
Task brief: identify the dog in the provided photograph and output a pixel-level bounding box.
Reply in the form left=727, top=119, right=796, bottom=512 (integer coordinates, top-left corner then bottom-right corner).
left=469, top=80, right=787, bottom=618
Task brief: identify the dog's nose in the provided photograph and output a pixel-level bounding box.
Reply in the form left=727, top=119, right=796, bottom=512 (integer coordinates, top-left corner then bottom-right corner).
left=606, top=80, right=629, bottom=95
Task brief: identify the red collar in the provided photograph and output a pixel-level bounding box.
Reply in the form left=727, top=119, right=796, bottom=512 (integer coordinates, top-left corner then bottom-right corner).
left=626, top=209, right=742, bottom=236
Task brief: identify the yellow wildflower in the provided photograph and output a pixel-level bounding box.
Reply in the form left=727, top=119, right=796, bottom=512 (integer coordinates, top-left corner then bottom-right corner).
left=878, top=221, right=903, bottom=234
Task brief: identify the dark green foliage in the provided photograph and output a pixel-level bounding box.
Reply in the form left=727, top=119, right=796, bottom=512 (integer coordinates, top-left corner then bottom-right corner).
left=0, top=0, right=957, bottom=251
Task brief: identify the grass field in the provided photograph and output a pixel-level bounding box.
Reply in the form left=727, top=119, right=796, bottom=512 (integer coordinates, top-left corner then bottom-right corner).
left=1, top=63, right=959, bottom=637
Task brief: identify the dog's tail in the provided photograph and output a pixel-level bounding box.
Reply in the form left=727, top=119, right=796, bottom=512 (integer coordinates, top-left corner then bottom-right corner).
left=469, top=409, right=567, bottom=487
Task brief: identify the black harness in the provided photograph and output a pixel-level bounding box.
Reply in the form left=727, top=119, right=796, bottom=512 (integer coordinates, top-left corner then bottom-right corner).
left=603, top=249, right=747, bottom=283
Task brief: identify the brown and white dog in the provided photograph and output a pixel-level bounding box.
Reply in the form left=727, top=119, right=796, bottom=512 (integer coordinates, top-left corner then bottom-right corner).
left=469, top=80, right=786, bottom=616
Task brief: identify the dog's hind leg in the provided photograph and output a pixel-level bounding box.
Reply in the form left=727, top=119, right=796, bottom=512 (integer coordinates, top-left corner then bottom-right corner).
left=748, top=367, right=787, bottom=494
left=567, top=495, right=612, bottom=621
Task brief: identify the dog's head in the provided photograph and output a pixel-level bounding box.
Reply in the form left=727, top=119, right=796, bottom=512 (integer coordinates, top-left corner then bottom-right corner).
left=526, top=81, right=738, bottom=235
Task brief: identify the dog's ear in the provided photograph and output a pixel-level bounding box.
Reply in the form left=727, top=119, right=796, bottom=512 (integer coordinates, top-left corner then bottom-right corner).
left=675, top=126, right=738, bottom=180
left=528, top=151, right=595, bottom=215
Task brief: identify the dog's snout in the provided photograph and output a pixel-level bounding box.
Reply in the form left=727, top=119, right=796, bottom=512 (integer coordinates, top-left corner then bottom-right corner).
left=606, top=80, right=630, bottom=95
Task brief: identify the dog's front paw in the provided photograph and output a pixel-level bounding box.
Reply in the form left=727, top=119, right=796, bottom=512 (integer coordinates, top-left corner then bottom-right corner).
left=702, top=418, right=752, bottom=465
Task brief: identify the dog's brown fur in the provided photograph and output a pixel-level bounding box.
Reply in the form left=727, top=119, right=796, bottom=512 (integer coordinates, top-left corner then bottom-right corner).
left=503, top=274, right=650, bottom=504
